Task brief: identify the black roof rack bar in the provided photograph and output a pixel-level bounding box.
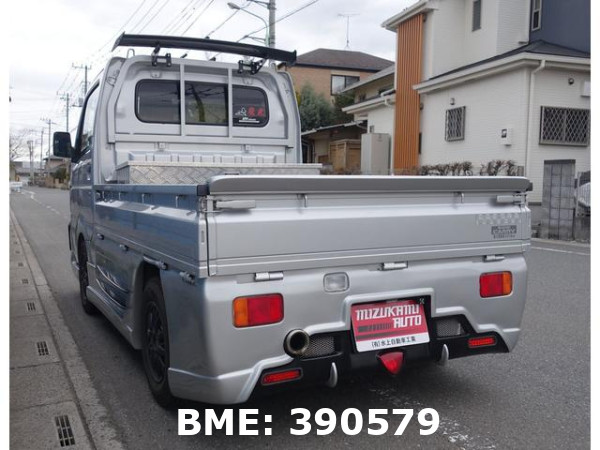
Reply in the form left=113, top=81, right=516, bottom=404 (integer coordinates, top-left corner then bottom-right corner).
left=112, top=33, right=296, bottom=64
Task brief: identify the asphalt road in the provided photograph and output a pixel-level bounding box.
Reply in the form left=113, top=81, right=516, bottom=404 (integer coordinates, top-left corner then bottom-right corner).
left=10, top=187, right=590, bottom=449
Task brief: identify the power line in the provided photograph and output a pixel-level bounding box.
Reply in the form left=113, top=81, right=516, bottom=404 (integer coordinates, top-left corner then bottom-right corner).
left=130, top=0, right=162, bottom=33
left=138, top=0, right=172, bottom=33
left=205, top=7, right=244, bottom=38
left=159, top=0, right=200, bottom=34
left=165, top=0, right=208, bottom=35
left=211, top=0, right=320, bottom=60
left=88, top=0, right=150, bottom=60
left=181, top=0, right=215, bottom=35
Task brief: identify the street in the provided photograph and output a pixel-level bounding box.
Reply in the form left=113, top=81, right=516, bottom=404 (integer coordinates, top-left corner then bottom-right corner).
left=10, top=186, right=590, bottom=449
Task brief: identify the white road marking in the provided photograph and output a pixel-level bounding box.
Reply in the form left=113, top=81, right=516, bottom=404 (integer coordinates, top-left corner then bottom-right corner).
left=531, top=246, right=590, bottom=257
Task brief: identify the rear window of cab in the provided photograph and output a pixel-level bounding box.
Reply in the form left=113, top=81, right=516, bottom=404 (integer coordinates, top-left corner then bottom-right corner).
left=135, top=80, right=269, bottom=127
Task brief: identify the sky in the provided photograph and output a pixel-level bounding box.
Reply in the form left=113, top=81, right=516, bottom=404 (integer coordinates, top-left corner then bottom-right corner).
left=7, top=0, right=413, bottom=161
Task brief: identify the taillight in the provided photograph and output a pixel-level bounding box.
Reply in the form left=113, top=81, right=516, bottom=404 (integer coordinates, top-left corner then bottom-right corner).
left=261, top=369, right=302, bottom=385
left=233, top=294, right=283, bottom=327
left=479, top=272, right=512, bottom=298
left=468, top=336, right=497, bottom=348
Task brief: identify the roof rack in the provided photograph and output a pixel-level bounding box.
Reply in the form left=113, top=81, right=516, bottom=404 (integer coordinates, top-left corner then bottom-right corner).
left=112, top=33, right=297, bottom=66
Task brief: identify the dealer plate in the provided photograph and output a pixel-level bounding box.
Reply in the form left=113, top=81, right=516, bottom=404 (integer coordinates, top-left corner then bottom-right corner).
left=350, top=299, right=430, bottom=353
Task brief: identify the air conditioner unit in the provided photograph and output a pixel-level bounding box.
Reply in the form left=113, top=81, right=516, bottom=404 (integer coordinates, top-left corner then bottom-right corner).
left=361, top=133, right=390, bottom=175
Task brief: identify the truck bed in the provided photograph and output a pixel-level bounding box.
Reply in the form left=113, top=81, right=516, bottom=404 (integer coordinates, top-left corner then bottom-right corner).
left=96, top=175, right=531, bottom=279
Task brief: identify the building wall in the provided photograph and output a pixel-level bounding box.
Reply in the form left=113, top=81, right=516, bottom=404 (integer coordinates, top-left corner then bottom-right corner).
left=393, top=13, right=424, bottom=169
left=423, top=0, right=528, bottom=79
left=496, top=0, right=530, bottom=54
left=419, top=66, right=590, bottom=203
left=419, top=67, right=530, bottom=170
left=366, top=105, right=395, bottom=158
left=352, top=76, right=394, bottom=101
left=530, top=0, right=590, bottom=52
left=527, top=68, right=590, bottom=202
left=283, top=66, right=377, bottom=102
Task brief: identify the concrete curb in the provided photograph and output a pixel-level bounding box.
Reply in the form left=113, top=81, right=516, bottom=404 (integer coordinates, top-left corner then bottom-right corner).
left=11, top=210, right=126, bottom=450
left=531, top=237, right=591, bottom=248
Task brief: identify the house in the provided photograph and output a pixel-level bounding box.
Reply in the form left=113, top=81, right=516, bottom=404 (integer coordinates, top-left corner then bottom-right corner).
left=340, top=65, right=396, bottom=169
left=45, top=155, right=70, bottom=173
left=279, top=48, right=393, bottom=102
left=381, top=0, right=590, bottom=204
left=301, top=121, right=366, bottom=169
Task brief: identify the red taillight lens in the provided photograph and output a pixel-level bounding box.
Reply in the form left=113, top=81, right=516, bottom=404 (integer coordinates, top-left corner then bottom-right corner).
left=233, top=294, right=283, bottom=327
left=479, top=272, right=512, bottom=298
left=261, top=369, right=302, bottom=385
left=468, top=336, right=497, bottom=348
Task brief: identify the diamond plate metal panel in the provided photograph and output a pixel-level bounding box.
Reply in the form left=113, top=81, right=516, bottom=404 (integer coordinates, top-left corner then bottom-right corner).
left=116, top=162, right=322, bottom=184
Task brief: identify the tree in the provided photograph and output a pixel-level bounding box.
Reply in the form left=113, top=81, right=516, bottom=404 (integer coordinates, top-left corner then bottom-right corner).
left=9, top=129, right=31, bottom=162
left=53, top=167, right=68, bottom=183
left=332, top=92, right=355, bottom=125
left=297, top=84, right=334, bottom=132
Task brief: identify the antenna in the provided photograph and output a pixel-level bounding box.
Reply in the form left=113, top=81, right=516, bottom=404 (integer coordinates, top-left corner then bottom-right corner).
left=338, top=13, right=359, bottom=50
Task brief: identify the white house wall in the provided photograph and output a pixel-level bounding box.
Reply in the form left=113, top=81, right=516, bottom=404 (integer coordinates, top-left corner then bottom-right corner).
left=424, top=0, right=527, bottom=79
left=527, top=68, right=591, bottom=202
left=496, top=0, right=530, bottom=54
left=420, top=67, right=529, bottom=171
left=366, top=105, right=396, bottom=153
left=419, top=66, right=590, bottom=203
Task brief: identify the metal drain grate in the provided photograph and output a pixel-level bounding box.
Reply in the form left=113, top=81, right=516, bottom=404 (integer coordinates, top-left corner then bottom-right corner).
left=21, top=278, right=29, bottom=284
left=55, top=415, right=76, bottom=447
left=26, top=302, right=36, bottom=312
left=36, top=341, right=49, bottom=356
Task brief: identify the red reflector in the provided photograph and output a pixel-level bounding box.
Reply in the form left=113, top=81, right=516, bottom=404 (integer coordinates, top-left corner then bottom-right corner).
left=261, top=369, right=302, bottom=385
left=233, top=294, right=283, bottom=327
left=468, top=336, right=497, bottom=348
left=377, top=351, right=404, bottom=375
left=480, top=272, right=512, bottom=298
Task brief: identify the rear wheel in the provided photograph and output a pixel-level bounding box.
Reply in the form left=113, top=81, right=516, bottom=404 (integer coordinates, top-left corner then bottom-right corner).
left=78, top=239, right=97, bottom=315
left=141, top=277, right=174, bottom=407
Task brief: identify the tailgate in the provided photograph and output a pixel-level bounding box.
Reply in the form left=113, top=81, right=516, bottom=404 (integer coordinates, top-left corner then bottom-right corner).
left=204, top=175, right=531, bottom=276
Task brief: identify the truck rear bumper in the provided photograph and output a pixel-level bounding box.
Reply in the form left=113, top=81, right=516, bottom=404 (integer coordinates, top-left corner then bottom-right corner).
left=168, top=326, right=513, bottom=404
left=165, top=253, right=527, bottom=404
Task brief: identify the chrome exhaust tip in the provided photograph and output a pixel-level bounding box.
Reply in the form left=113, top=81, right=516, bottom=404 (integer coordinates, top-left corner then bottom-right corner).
left=284, top=329, right=310, bottom=357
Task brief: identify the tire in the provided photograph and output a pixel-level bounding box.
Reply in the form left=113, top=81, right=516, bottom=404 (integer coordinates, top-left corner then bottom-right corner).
left=78, top=239, right=97, bottom=315
left=141, top=277, right=174, bottom=407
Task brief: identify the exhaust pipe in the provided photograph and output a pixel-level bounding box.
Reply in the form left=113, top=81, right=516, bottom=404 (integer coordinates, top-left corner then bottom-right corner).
left=284, top=329, right=310, bottom=357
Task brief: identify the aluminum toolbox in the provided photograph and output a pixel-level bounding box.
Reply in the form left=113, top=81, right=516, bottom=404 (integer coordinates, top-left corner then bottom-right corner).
left=115, top=161, right=322, bottom=184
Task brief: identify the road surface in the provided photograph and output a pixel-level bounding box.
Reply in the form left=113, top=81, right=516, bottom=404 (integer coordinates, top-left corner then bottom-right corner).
left=10, top=187, right=590, bottom=449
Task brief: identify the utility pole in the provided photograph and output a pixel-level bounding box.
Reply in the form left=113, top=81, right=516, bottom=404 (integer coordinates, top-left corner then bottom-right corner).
left=40, top=117, right=56, bottom=155
left=58, top=93, right=70, bottom=131
left=73, top=63, right=92, bottom=100
left=40, top=128, right=44, bottom=171
left=338, top=13, right=359, bottom=50
left=27, top=140, right=34, bottom=184
left=268, top=0, right=276, bottom=48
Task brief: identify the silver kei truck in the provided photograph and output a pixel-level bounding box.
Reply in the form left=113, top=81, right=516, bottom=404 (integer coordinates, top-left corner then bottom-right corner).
left=53, top=34, right=531, bottom=407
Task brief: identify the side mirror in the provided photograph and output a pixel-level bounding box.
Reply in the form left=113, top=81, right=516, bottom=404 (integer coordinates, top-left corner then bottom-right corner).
left=53, top=132, right=72, bottom=158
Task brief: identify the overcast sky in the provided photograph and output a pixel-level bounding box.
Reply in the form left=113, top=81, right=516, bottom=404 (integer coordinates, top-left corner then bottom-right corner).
left=8, top=0, right=413, bottom=159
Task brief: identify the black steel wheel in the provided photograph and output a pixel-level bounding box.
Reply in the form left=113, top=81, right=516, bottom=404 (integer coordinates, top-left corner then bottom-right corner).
left=141, top=277, right=174, bottom=407
left=78, top=239, right=97, bottom=315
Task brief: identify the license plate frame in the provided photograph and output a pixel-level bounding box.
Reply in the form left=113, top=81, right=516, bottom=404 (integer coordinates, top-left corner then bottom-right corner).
left=350, top=299, right=430, bottom=353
